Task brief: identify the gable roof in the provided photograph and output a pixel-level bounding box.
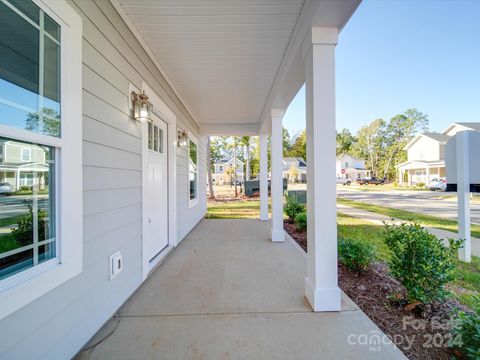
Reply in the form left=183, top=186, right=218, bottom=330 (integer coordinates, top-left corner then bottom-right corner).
left=443, top=122, right=480, bottom=134
left=403, top=133, right=449, bottom=151
left=336, top=154, right=365, bottom=162
left=422, top=133, right=450, bottom=143
left=216, top=156, right=244, bottom=165
left=284, top=157, right=306, bottom=163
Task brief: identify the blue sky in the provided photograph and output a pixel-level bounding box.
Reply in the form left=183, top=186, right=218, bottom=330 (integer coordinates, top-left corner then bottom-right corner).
left=283, top=0, right=480, bottom=136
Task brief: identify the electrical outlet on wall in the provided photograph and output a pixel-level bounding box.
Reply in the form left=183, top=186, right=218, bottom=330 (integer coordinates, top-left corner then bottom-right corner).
left=109, top=251, right=123, bottom=280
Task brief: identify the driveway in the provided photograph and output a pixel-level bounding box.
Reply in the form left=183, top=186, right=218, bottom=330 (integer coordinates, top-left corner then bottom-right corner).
left=337, top=187, right=480, bottom=224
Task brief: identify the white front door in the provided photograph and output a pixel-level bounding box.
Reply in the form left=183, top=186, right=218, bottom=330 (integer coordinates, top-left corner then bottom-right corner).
left=145, top=114, right=168, bottom=270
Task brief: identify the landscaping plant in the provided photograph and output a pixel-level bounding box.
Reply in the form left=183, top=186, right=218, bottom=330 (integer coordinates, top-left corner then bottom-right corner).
left=451, top=309, right=480, bottom=359
left=11, top=201, right=48, bottom=246
left=384, top=222, right=463, bottom=306
left=284, top=196, right=305, bottom=222
left=294, top=211, right=307, bottom=232
left=338, top=238, right=375, bottom=273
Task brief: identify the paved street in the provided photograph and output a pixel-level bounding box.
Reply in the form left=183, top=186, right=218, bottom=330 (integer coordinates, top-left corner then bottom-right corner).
left=0, top=195, right=50, bottom=220
left=336, top=187, right=480, bottom=224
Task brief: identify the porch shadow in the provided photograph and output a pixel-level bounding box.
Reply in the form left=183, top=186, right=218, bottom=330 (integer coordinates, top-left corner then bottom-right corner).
left=77, top=219, right=406, bottom=359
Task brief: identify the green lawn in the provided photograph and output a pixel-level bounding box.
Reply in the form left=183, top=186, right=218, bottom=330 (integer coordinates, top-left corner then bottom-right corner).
left=337, top=212, right=391, bottom=260
left=0, top=234, right=20, bottom=254
left=345, top=183, right=427, bottom=192
left=206, top=199, right=266, bottom=219
left=0, top=214, right=26, bottom=228
left=0, top=214, right=27, bottom=254
left=337, top=197, right=480, bottom=238
left=338, top=211, right=480, bottom=310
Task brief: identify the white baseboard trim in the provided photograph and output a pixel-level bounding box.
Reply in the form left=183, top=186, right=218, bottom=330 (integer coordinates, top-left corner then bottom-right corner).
left=271, top=229, right=285, bottom=242
left=305, top=276, right=341, bottom=312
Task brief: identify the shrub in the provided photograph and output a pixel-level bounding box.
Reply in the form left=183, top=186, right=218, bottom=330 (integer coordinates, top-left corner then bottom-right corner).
left=451, top=308, right=480, bottom=359
left=294, top=211, right=307, bottom=232
left=416, top=182, right=425, bottom=188
left=338, top=238, right=375, bottom=273
left=284, top=196, right=305, bottom=222
left=11, top=201, right=47, bottom=246
left=384, top=222, right=463, bottom=305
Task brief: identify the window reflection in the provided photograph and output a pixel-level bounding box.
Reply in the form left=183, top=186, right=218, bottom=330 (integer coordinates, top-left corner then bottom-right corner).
left=0, top=0, right=61, bottom=137
left=0, top=137, right=55, bottom=280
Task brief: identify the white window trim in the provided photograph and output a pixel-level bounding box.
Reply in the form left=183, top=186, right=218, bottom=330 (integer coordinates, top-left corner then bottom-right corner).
left=0, top=0, right=83, bottom=320
left=21, top=148, right=32, bottom=162
left=188, top=132, right=199, bottom=208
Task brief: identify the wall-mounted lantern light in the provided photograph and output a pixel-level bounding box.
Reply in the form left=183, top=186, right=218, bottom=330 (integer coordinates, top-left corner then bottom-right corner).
left=131, top=90, right=152, bottom=122
left=177, top=129, right=188, bottom=148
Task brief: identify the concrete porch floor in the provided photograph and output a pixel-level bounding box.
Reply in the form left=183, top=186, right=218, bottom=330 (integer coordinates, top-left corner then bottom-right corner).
left=77, top=219, right=406, bottom=359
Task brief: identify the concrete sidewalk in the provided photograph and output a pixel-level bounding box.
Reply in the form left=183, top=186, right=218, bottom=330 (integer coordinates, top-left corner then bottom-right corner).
left=76, top=219, right=405, bottom=360
left=337, top=204, right=480, bottom=257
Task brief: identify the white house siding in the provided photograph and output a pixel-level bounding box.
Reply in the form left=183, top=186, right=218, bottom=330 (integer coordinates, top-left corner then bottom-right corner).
left=0, top=1, right=205, bottom=359
left=407, top=136, right=440, bottom=161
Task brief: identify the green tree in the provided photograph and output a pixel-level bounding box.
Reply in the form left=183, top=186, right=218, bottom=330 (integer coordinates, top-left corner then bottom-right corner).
left=352, top=119, right=386, bottom=177
left=288, top=130, right=307, bottom=160
left=382, top=108, right=429, bottom=180
left=282, top=128, right=292, bottom=156
left=336, top=129, right=356, bottom=156
left=26, top=107, right=60, bottom=137
left=207, top=136, right=215, bottom=199
left=239, top=136, right=252, bottom=181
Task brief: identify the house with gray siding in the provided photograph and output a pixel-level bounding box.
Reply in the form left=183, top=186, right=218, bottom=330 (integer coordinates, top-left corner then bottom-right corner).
left=0, top=1, right=406, bottom=359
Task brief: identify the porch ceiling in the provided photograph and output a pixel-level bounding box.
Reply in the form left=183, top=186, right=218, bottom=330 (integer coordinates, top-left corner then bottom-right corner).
left=112, top=0, right=361, bottom=134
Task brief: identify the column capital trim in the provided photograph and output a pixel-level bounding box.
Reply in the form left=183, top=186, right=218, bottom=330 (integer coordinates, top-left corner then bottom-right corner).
left=302, top=27, right=338, bottom=57
left=271, top=109, right=285, bottom=118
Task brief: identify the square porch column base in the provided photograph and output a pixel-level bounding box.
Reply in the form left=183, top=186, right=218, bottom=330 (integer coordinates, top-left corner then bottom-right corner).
left=305, top=277, right=341, bottom=312
left=271, top=229, right=285, bottom=242
left=260, top=214, right=269, bottom=221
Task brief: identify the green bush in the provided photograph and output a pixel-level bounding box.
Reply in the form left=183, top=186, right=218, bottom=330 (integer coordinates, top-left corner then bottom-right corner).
left=284, top=196, right=305, bottom=222
left=451, top=308, right=480, bottom=359
left=416, top=182, right=426, bottom=188
left=11, top=201, right=47, bottom=247
left=384, top=222, right=463, bottom=305
left=338, top=238, right=375, bottom=273
left=294, top=211, right=307, bottom=232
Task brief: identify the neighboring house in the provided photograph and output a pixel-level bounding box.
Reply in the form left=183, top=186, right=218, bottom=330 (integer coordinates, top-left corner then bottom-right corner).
left=0, top=1, right=388, bottom=359
left=396, top=122, right=480, bottom=185
left=0, top=140, right=49, bottom=190
left=283, top=157, right=307, bottom=183
left=336, top=154, right=371, bottom=180
left=212, top=156, right=244, bottom=185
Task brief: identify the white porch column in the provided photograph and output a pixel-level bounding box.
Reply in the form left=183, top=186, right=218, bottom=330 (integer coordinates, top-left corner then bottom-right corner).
left=426, top=167, right=430, bottom=186
left=399, top=169, right=404, bottom=185
left=270, top=109, right=285, bottom=242
left=259, top=133, right=269, bottom=221
left=304, top=27, right=341, bottom=311
left=16, top=169, right=20, bottom=190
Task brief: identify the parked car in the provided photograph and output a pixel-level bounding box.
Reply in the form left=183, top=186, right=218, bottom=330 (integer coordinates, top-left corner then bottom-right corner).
left=0, top=182, right=13, bottom=195
left=429, top=178, right=447, bottom=191
left=336, top=177, right=352, bottom=186
left=356, top=177, right=385, bottom=185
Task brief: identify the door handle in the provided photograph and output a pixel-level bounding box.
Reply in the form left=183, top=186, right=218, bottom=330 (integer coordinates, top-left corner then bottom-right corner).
left=148, top=217, right=151, bottom=223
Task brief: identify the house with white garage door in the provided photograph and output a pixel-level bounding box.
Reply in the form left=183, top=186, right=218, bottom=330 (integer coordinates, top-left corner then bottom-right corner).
left=397, top=122, right=480, bottom=186
left=0, top=1, right=405, bottom=359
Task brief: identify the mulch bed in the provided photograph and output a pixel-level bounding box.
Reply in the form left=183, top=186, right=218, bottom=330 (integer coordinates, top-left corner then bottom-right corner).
left=284, top=220, right=464, bottom=360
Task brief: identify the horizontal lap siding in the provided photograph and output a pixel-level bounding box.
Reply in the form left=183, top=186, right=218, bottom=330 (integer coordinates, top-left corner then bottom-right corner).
left=0, top=0, right=205, bottom=359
